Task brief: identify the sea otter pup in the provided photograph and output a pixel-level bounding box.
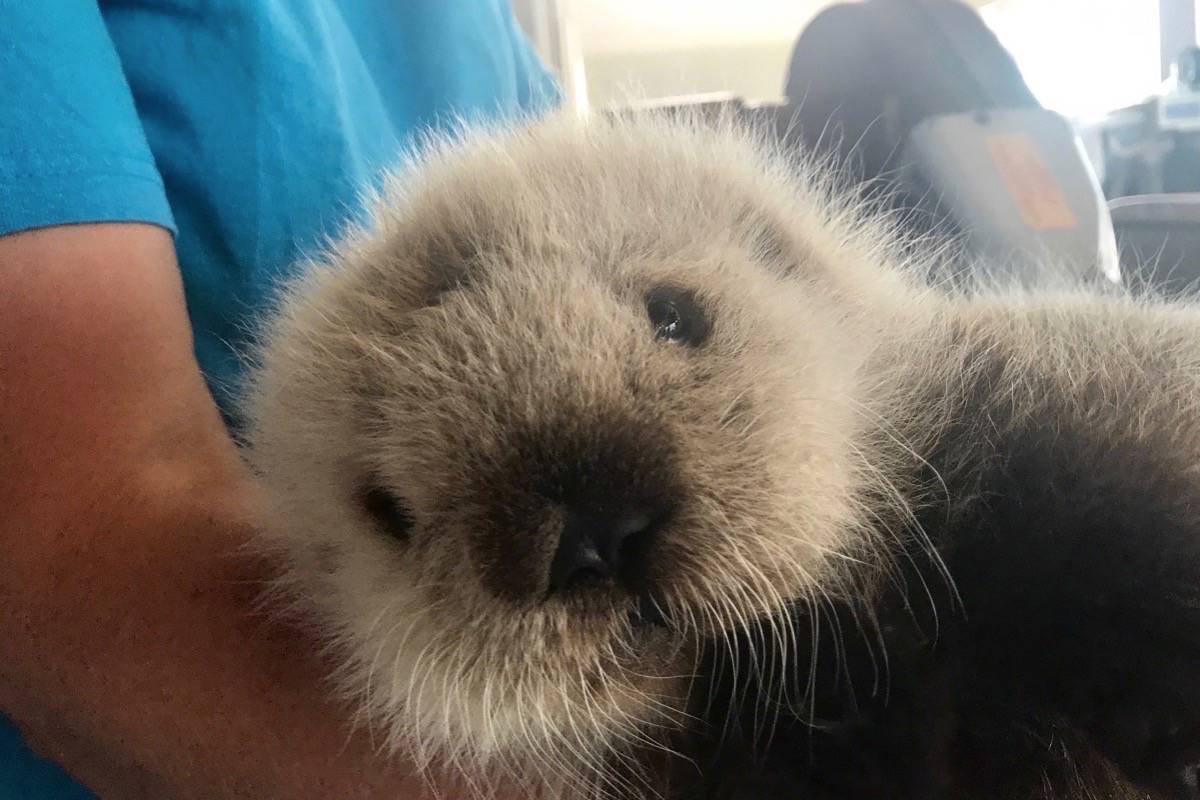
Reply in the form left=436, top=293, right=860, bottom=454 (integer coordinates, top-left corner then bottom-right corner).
left=241, top=112, right=1200, bottom=799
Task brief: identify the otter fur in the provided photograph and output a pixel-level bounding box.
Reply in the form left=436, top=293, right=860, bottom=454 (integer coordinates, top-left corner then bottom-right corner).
left=240, top=112, right=1200, bottom=799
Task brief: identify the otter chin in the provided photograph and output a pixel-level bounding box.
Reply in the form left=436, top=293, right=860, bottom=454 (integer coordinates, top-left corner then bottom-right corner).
left=242, top=111, right=1200, bottom=800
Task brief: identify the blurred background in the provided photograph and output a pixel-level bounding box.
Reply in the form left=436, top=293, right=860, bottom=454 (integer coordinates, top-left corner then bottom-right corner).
left=519, top=0, right=1160, bottom=119
left=511, top=0, right=1168, bottom=173
left=510, top=0, right=1200, bottom=294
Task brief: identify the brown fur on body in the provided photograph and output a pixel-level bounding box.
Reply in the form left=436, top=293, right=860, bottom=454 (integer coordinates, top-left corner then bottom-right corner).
left=683, top=296, right=1200, bottom=800
left=240, top=112, right=1200, bottom=799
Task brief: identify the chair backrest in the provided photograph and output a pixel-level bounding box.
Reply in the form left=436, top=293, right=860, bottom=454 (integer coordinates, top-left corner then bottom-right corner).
left=782, top=0, right=1039, bottom=182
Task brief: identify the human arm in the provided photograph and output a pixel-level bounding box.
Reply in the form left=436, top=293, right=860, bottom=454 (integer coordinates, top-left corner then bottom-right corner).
left=0, top=222, right=468, bottom=799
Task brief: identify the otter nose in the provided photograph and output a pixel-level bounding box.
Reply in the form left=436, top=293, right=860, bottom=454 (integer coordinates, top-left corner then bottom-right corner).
left=548, top=508, right=657, bottom=593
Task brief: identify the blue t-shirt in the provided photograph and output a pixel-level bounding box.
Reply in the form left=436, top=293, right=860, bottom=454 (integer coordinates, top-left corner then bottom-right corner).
left=0, top=1, right=556, bottom=795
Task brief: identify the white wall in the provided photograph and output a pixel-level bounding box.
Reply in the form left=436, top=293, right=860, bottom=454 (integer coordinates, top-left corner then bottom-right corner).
left=572, top=0, right=823, bottom=107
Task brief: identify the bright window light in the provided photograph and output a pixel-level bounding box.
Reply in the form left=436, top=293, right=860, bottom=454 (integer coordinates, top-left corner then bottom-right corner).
left=980, top=0, right=1162, bottom=121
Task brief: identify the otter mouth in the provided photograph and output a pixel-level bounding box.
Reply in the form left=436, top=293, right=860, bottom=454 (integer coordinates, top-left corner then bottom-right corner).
left=539, top=584, right=670, bottom=630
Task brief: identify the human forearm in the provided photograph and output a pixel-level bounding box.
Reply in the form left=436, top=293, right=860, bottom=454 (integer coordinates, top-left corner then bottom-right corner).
left=0, top=224, right=456, bottom=799
left=1, top=470, right=436, bottom=799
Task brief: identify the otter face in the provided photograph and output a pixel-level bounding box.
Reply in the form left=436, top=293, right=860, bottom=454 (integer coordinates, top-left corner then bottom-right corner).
left=243, top=114, right=887, bottom=793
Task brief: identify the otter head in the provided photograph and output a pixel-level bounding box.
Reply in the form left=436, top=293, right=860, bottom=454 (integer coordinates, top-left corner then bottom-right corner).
left=242, top=113, right=903, bottom=795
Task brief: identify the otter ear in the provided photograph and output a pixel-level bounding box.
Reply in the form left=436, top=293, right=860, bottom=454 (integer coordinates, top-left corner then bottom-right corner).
left=413, top=195, right=503, bottom=302
left=735, top=206, right=803, bottom=278
left=422, top=228, right=484, bottom=300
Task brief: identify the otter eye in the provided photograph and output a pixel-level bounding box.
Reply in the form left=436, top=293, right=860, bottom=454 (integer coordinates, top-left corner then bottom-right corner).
left=358, top=483, right=414, bottom=544
left=646, top=287, right=708, bottom=347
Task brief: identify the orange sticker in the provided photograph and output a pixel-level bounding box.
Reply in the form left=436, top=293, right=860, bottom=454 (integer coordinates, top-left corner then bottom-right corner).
left=986, top=134, right=1078, bottom=231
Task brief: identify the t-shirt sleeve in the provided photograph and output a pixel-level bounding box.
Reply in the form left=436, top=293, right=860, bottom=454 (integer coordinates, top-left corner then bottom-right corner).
left=0, top=2, right=175, bottom=237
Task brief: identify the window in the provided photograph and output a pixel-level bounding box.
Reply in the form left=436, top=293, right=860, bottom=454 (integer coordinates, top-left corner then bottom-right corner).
left=980, top=0, right=1163, bottom=121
